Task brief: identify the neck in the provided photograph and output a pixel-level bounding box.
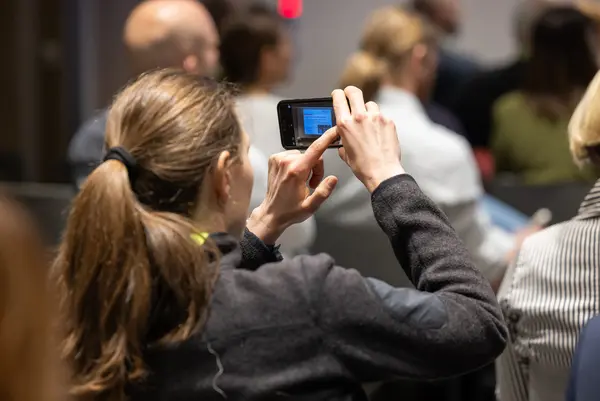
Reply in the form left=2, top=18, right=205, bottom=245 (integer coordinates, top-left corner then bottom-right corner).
left=193, top=206, right=229, bottom=236
left=385, top=73, right=419, bottom=97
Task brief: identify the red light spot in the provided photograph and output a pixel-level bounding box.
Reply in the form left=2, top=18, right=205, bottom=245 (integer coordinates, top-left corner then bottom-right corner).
left=278, top=0, right=302, bottom=19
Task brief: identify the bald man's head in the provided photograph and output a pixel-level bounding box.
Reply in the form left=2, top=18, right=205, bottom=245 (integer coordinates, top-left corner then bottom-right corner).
left=123, top=0, right=219, bottom=76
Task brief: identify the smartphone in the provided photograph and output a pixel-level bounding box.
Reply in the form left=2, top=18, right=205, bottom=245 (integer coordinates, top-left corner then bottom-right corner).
left=278, top=97, right=341, bottom=150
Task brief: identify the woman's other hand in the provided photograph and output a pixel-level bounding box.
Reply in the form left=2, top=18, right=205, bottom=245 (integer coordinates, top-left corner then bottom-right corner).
left=247, top=129, right=339, bottom=244
left=333, top=86, right=405, bottom=193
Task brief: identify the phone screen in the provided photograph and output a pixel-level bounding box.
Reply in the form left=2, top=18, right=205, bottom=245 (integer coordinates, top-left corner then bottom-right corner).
left=294, top=106, right=335, bottom=141
left=278, top=98, right=340, bottom=149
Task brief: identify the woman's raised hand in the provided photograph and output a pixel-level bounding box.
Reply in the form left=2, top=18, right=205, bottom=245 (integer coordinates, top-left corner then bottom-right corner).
left=247, top=129, right=339, bottom=244
left=247, top=86, right=404, bottom=244
left=333, top=86, right=405, bottom=193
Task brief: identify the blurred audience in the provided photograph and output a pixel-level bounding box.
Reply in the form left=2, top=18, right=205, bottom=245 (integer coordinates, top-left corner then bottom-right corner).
left=410, top=0, right=481, bottom=109
left=0, top=195, right=62, bottom=401
left=491, top=5, right=597, bottom=185
left=325, top=8, right=523, bottom=400
left=220, top=4, right=315, bottom=255
left=336, top=6, right=517, bottom=286
left=452, top=0, right=546, bottom=179
left=496, top=69, right=600, bottom=401
left=221, top=4, right=292, bottom=157
left=68, top=0, right=220, bottom=188
left=53, top=70, right=507, bottom=401
left=69, top=0, right=312, bottom=257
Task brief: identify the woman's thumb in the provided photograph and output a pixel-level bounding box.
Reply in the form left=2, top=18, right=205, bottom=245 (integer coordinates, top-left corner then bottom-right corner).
left=302, top=175, right=338, bottom=213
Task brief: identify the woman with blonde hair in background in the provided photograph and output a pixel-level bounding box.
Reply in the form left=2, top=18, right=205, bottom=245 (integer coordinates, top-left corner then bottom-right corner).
left=0, top=195, right=62, bottom=401
left=54, top=69, right=507, bottom=401
left=496, top=69, right=600, bottom=401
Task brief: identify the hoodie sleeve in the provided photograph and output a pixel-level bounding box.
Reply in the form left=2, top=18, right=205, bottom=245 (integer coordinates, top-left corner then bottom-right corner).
left=307, top=174, right=507, bottom=381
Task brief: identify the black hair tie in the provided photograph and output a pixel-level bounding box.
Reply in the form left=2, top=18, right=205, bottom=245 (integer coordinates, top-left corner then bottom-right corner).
left=103, top=146, right=139, bottom=183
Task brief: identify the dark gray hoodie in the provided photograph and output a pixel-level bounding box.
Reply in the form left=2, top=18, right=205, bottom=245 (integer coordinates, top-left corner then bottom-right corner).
left=129, top=174, right=508, bottom=401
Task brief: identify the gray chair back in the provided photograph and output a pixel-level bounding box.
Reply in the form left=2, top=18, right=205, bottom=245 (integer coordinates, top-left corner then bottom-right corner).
left=487, top=181, right=593, bottom=224
left=311, top=217, right=412, bottom=288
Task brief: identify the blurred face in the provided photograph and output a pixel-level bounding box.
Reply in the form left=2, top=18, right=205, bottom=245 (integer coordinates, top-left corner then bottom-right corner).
left=261, top=31, right=294, bottom=86
left=184, top=21, right=220, bottom=77
left=410, top=43, right=440, bottom=101
left=201, top=27, right=221, bottom=77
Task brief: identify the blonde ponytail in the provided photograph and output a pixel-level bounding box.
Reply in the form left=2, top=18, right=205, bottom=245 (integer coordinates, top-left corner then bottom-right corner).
left=339, top=51, right=387, bottom=102
left=339, top=6, right=437, bottom=102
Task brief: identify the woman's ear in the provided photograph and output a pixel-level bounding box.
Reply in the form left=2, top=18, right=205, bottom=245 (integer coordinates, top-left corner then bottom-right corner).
left=212, top=150, right=233, bottom=207
left=412, top=43, right=429, bottom=64
left=414, top=44, right=438, bottom=77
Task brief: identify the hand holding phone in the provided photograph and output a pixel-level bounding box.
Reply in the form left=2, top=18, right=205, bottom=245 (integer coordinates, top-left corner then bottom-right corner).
left=278, top=97, right=341, bottom=150
left=332, top=86, right=405, bottom=193
left=278, top=87, right=404, bottom=193
left=248, top=129, right=340, bottom=244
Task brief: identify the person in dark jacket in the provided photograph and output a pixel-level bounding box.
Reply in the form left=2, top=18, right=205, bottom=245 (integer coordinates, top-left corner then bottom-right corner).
left=54, top=70, right=507, bottom=401
left=68, top=0, right=220, bottom=187
left=410, top=0, right=481, bottom=109
left=567, top=315, right=600, bottom=401
left=451, top=0, right=547, bottom=149
left=425, top=102, right=466, bottom=136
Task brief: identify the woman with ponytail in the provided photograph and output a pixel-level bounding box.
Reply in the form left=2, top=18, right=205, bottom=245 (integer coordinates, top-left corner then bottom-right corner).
left=55, top=69, right=507, bottom=401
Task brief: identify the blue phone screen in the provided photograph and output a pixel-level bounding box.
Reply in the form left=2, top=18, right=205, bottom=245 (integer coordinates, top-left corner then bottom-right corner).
left=301, top=108, right=333, bottom=136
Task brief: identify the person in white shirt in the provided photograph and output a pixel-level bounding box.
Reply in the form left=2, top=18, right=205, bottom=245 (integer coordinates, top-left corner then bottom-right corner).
left=321, top=6, right=526, bottom=289
left=220, top=5, right=315, bottom=255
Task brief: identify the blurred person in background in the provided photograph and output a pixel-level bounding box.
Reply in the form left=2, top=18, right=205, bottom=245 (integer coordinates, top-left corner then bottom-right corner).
left=322, top=7, right=527, bottom=400
left=68, top=0, right=220, bottom=188
left=220, top=4, right=315, bottom=256
left=406, top=0, right=469, bottom=138
left=54, top=70, right=507, bottom=401
left=491, top=5, right=598, bottom=185
left=0, top=195, right=62, bottom=401
left=496, top=69, right=600, bottom=401
left=410, top=0, right=481, bottom=110
left=67, top=0, right=311, bottom=255
left=334, top=6, right=520, bottom=290
left=221, top=3, right=292, bottom=158
left=452, top=0, right=547, bottom=181
left=201, top=0, right=236, bottom=35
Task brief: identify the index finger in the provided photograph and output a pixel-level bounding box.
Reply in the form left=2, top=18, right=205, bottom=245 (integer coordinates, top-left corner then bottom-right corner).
left=331, top=89, right=351, bottom=123
left=301, top=126, right=339, bottom=165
